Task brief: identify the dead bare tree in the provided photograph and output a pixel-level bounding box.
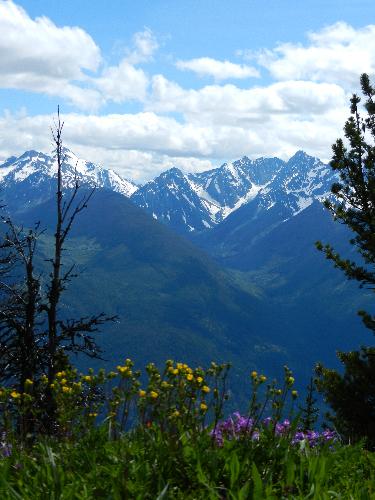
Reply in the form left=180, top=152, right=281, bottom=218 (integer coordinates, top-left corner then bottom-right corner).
left=0, top=107, right=115, bottom=434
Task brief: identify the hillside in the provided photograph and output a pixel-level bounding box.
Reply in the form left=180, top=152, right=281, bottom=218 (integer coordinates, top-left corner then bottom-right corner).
left=1, top=148, right=371, bottom=395
left=13, top=189, right=299, bottom=404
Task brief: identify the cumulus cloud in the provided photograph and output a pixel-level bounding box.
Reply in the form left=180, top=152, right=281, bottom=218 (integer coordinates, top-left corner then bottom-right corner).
left=0, top=2, right=158, bottom=109
left=91, top=28, right=160, bottom=104
left=176, top=57, right=259, bottom=81
left=0, top=105, right=346, bottom=182
left=149, top=75, right=346, bottom=125
left=0, top=110, right=217, bottom=181
left=94, top=62, right=149, bottom=103
left=256, top=22, right=375, bottom=87
left=0, top=1, right=101, bottom=78
left=0, top=0, right=102, bottom=109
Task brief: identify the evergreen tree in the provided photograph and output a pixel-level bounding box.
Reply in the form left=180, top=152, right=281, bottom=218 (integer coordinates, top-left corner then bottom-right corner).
left=316, top=73, right=375, bottom=332
left=315, top=74, right=375, bottom=448
left=316, top=350, right=375, bottom=446
left=299, top=377, right=319, bottom=432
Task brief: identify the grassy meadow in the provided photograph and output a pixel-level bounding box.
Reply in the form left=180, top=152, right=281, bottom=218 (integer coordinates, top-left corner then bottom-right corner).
left=0, top=360, right=374, bottom=499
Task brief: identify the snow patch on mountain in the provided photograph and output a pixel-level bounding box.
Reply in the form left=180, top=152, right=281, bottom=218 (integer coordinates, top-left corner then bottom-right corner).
left=131, top=167, right=215, bottom=234
left=220, top=182, right=266, bottom=219
left=0, top=149, right=138, bottom=201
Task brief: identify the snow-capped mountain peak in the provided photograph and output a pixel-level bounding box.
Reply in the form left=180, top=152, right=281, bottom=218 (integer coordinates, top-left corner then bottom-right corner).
left=0, top=148, right=138, bottom=213
left=131, top=166, right=215, bottom=233
left=132, top=151, right=337, bottom=234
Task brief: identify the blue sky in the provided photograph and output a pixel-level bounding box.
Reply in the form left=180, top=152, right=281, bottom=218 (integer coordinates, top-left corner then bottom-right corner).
left=0, top=0, right=374, bottom=181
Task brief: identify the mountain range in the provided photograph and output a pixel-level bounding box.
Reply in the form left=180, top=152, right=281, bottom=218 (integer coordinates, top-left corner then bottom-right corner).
left=1, top=148, right=335, bottom=234
left=131, top=151, right=336, bottom=235
left=0, top=147, right=371, bottom=399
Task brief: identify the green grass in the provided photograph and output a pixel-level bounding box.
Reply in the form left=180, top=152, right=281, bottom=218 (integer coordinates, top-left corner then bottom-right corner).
left=0, top=428, right=374, bottom=499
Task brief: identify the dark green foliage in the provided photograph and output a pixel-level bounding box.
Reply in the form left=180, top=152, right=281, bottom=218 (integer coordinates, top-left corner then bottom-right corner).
left=299, top=377, right=319, bottom=432
left=316, top=73, right=375, bottom=334
left=316, top=348, right=375, bottom=448
left=316, top=74, right=375, bottom=448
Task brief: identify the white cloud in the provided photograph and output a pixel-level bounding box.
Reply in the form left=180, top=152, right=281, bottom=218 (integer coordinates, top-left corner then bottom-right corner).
left=84, top=28, right=160, bottom=104
left=0, top=2, right=158, bottom=109
left=60, top=112, right=215, bottom=157
left=129, top=28, right=159, bottom=64
left=176, top=57, right=259, bottom=81
left=0, top=104, right=347, bottom=182
left=0, top=1, right=101, bottom=78
left=94, top=61, right=149, bottom=103
left=0, top=110, right=216, bottom=181
left=257, top=22, right=375, bottom=87
left=149, top=75, right=346, bottom=125
left=93, top=29, right=160, bottom=105
left=0, top=0, right=102, bottom=109
left=161, top=156, right=213, bottom=174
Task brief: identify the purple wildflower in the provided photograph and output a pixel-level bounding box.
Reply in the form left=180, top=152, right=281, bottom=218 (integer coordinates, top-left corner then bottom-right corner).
left=0, top=432, right=12, bottom=458
left=212, top=413, right=338, bottom=448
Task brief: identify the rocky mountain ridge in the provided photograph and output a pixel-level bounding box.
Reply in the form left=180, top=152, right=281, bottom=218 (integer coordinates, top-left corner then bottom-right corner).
left=0, top=148, right=337, bottom=235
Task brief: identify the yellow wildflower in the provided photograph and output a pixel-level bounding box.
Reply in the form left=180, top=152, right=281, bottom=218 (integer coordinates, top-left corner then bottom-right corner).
left=251, top=371, right=258, bottom=379
left=83, top=375, right=92, bottom=382
left=56, top=371, right=66, bottom=378
left=62, top=386, right=72, bottom=393
left=200, top=403, right=208, bottom=411
left=150, top=391, right=159, bottom=399
left=139, top=390, right=146, bottom=397
left=172, top=368, right=179, bottom=375
left=25, top=378, right=33, bottom=386
left=287, top=376, right=295, bottom=386
left=88, top=412, right=98, bottom=418
left=259, top=375, right=267, bottom=383
left=186, top=374, right=193, bottom=381
left=292, top=390, right=298, bottom=399
left=10, top=391, right=20, bottom=399
left=172, top=410, right=180, bottom=418
left=60, top=378, right=67, bottom=385
left=202, top=385, right=210, bottom=393
left=196, top=376, right=203, bottom=384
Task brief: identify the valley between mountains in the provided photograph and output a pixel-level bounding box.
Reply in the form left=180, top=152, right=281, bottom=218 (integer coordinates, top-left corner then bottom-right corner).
left=0, top=148, right=370, bottom=403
